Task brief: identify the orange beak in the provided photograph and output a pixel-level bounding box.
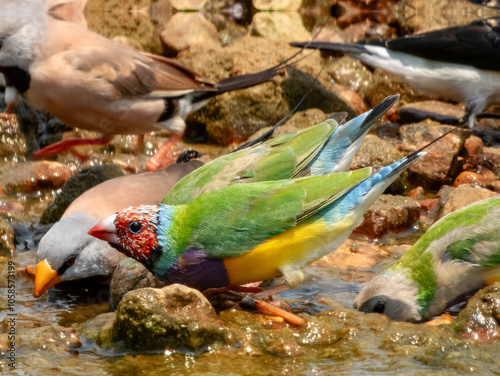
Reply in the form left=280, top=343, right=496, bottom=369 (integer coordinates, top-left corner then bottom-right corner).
left=33, top=259, right=62, bottom=298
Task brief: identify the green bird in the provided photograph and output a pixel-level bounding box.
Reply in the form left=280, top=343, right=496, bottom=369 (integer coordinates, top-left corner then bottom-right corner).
left=354, top=195, right=500, bottom=322
left=163, top=94, right=399, bottom=205
left=88, top=145, right=425, bottom=293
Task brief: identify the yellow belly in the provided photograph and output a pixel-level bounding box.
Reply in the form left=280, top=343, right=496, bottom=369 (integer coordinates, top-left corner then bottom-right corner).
left=223, top=219, right=332, bottom=285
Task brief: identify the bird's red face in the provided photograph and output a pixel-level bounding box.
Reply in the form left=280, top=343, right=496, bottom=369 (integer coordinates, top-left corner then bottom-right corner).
left=89, top=205, right=161, bottom=263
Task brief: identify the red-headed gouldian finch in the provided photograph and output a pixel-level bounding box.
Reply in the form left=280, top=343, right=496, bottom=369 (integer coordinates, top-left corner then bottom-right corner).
left=88, top=146, right=426, bottom=292
left=33, top=95, right=398, bottom=297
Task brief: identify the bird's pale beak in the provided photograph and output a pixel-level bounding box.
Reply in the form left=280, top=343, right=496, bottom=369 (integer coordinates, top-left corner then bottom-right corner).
left=88, top=214, right=119, bottom=244
left=33, top=259, right=62, bottom=298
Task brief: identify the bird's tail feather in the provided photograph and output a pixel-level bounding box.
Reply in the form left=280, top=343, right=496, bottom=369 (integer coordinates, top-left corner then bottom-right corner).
left=309, top=94, right=399, bottom=175
left=290, top=41, right=367, bottom=56
left=322, top=129, right=455, bottom=224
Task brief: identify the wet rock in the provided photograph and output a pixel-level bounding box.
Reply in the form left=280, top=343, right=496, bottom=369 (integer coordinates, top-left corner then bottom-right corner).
left=334, top=0, right=397, bottom=28
left=440, top=184, right=498, bottom=216
left=179, top=36, right=353, bottom=145
left=85, top=0, right=173, bottom=55
left=452, top=283, right=500, bottom=343
left=170, top=0, right=207, bottom=10
left=160, top=13, right=220, bottom=57
left=109, top=257, right=164, bottom=309
left=326, top=56, right=374, bottom=93
left=350, top=135, right=407, bottom=193
left=352, top=194, right=421, bottom=239
left=0, top=218, right=15, bottom=256
left=484, top=146, right=500, bottom=176
left=398, top=100, right=464, bottom=125
left=253, top=0, right=303, bottom=10
left=312, top=239, right=389, bottom=270
left=92, top=284, right=228, bottom=352
left=400, top=0, right=499, bottom=33
left=360, top=68, right=428, bottom=109
left=0, top=161, right=74, bottom=195
left=399, top=122, right=464, bottom=188
left=40, top=164, right=124, bottom=224
left=0, top=113, right=26, bottom=160
left=462, top=135, right=484, bottom=170
left=18, top=325, right=81, bottom=354
left=454, top=170, right=498, bottom=188
left=250, top=12, right=310, bottom=41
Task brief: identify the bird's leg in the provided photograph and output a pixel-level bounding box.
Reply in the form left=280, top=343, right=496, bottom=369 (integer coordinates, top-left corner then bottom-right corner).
left=240, top=295, right=305, bottom=326
left=146, top=133, right=183, bottom=171
left=3, top=101, right=16, bottom=114
left=31, top=136, right=113, bottom=160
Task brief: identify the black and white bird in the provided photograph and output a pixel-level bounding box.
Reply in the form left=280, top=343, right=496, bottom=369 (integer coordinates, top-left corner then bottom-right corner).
left=292, top=18, right=500, bottom=131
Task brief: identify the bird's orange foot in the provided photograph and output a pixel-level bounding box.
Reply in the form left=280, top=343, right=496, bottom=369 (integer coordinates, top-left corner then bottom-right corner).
left=240, top=295, right=305, bottom=326
left=32, top=137, right=112, bottom=160
left=146, top=134, right=183, bottom=171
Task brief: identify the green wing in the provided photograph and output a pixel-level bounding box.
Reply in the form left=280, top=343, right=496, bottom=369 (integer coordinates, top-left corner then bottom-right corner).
left=172, top=168, right=372, bottom=258
left=162, top=120, right=338, bottom=205
left=393, top=196, right=500, bottom=275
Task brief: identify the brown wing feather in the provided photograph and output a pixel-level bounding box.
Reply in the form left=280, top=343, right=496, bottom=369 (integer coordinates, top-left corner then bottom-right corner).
left=143, top=53, right=217, bottom=92
left=67, top=45, right=218, bottom=99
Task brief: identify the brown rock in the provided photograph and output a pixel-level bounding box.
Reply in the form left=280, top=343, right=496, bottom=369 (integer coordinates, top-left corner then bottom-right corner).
left=398, top=100, right=464, bottom=125
left=40, top=164, right=124, bottom=224
left=312, top=239, right=389, bottom=270
left=85, top=0, right=173, bottom=55
left=463, top=136, right=484, bottom=170
left=253, top=0, right=303, bottom=10
left=160, top=13, right=220, bottom=57
left=1, top=161, right=74, bottom=195
left=454, top=170, right=497, bottom=188
left=250, top=12, right=310, bottom=41
left=484, top=146, right=500, bottom=176
left=170, top=0, right=207, bottom=9
left=353, top=194, right=421, bottom=238
left=407, top=186, right=425, bottom=200
left=179, top=36, right=359, bottom=145
left=488, top=180, right=500, bottom=193
left=452, top=283, right=500, bottom=343
left=440, top=184, right=498, bottom=216
left=0, top=218, right=15, bottom=256
left=0, top=113, right=26, bottom=160
left=111, top=284, right=227, bottom=351
left=109, top=258, right=164, bottom=309
left=17, top=325, right=81, bottom=354
left=350, top=135, right=407, bottom=192
left=399, top=122, right=464, bottom=188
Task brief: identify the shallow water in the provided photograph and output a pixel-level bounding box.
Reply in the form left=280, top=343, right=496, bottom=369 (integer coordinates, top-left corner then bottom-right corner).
left=2, top=1, right=500, bottom=375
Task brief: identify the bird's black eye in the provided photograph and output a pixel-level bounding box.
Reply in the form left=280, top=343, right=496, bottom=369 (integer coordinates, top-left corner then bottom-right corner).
left=128, top=221, right=142, bottom=234
left=58, top=256, right=76, bottom=274
left=64, top=256, right=76, bottom=268
left=373, top=301, right=386, bottom=314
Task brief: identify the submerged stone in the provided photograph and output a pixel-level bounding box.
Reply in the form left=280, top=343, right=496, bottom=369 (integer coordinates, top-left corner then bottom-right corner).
left=88, top=284, right=228, bottom=352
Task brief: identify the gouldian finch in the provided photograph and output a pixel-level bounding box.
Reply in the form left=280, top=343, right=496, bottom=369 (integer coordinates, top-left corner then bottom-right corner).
left=32, top=95, right=397, bottom=297
left=163, top=94, right=399, bottom=205
left=353, top=195, right=500, bottom=322
left=89, top=147, right=426, bottom=291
